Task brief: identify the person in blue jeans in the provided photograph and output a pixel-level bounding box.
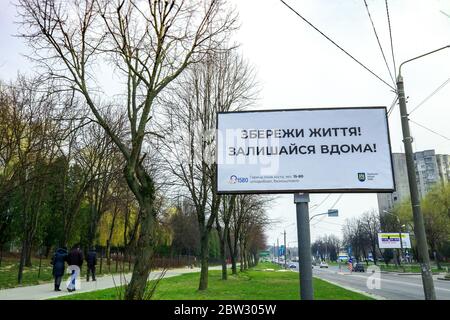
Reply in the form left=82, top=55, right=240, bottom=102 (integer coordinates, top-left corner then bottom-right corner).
left=66, top=244, right=83, bottom=292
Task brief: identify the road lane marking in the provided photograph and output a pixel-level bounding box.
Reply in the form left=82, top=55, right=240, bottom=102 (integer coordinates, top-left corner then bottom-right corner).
left=320, top=271, right=450, bottom=292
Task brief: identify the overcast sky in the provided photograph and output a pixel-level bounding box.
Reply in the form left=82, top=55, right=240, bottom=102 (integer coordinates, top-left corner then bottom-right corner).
left=1, top=0, right=450, bottom=247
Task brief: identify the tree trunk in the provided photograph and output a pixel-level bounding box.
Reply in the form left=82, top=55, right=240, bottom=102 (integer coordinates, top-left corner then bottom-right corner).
left=244, top=251, right=248, bottom=270
left=215, top=216, right=227, bottom=280
left=372, top=245, right=377, bottom=265
left=124, top=196, right=155, bottom=300
left=17, top=240, right=27, bottom=284
left=220, top=232, right=227, bottom=280
left=227, top=231, right=237, bottom=275
left=121, top=162, right=157, bottom=300
left=198, top=230, right=209, bottom=290
left=24, top=240, right=33, bottom=267
left=239, top=242, right=244, bottom=272
left=106, top=240, right=111, bottom=271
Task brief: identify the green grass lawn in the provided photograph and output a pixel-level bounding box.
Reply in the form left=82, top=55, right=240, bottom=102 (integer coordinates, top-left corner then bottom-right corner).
left=54, top=262, right=372, bottom=300
left=0, top=256, right=134, bottom=289
left=378, top=263, right=449, bottom=273
left=0, top=257, right=54, bottom=289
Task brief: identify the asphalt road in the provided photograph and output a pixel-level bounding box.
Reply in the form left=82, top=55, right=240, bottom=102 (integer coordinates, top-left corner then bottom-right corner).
left=291, top=263, right=450, bottom=300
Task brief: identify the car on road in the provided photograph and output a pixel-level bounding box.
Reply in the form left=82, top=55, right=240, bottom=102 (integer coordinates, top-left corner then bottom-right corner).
left=319, top=261, right=329, bottom=268
left=353, top=263, right=365, bottom=272
left=289, top=264, right=297, bottom=269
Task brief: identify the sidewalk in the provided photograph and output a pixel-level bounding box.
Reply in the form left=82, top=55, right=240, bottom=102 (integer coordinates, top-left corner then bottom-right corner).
left=0, top=265, right=221, bottom=300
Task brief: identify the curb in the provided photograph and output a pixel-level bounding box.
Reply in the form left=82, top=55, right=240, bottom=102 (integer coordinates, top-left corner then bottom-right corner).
left=380, top=271, right=445, bottom=276
left=314, top=277, right=385, bottom=300
left=437, top=278, right=450, bottom=281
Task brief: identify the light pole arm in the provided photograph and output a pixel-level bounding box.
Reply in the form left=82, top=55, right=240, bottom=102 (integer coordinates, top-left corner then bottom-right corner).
left=309, top=212, right=327, bottom=222
left=398, top=45, right=450, bottom=78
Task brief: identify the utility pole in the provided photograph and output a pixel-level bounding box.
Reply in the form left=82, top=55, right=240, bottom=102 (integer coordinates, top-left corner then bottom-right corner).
left=394, top=45, right=450, bottom=299
left=273, top=242, right=276, bottom=261
left=284, top=230, right=287, bottom=269
left=294, top=193, right=313, bottom=300
left=277, top=238, right=279, bottom=264
left=399, top=228, right=404, bottom=266
left=397, top=74, right=436, bottom=300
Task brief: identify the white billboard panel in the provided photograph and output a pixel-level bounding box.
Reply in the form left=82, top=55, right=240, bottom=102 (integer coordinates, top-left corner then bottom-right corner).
left=378, top=233, right=412, bottom=249
left=216, top=107, right=395, bottom=194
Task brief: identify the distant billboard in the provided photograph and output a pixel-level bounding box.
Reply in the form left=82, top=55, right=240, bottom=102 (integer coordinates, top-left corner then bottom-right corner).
left=216, top=107, right=395, bottom=194
left=378, top=233, right=411, bottom=249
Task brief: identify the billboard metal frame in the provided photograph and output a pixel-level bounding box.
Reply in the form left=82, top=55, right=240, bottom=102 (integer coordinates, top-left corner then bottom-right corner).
left=216, top=106, right=396, bottom=195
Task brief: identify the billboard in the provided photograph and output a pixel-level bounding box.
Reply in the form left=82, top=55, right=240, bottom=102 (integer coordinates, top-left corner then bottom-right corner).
left=378, top=233, right=412, bottom=249
left=216, top=107, right=395, bottom=194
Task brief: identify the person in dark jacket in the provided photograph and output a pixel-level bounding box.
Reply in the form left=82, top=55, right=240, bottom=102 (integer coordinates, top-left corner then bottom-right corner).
left=66, top=245, right=83, bottom=292
left=51, top=247, right=68, bottom=291
left=86, top=248, right=97, bottom=281
left=67, top=245, right=84, bottom=267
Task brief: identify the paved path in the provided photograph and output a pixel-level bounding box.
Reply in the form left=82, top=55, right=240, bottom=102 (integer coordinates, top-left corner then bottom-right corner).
left=0, top=265, right=223, bottom=300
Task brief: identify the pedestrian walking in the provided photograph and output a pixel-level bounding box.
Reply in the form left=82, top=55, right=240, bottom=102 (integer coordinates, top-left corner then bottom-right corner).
left=66, top=244, right=83, bottom=292
left=50, top=247, right=68, bottom=291
left=86, top=247, right=97, bottom=282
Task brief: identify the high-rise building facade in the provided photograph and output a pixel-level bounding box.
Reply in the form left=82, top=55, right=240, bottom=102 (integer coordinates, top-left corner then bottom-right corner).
left=414, top=150, right=441, bottom=199
left=377, top=150, right=449, bottom=213
left=436, top=154, right=450, bottom=184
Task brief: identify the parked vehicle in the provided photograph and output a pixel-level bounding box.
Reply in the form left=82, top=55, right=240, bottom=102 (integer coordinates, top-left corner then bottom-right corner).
left=353, top=263, right=365, bottom=272
left=319, top=261, right=329, bottom=268
left=289, top=264, right=297, bottom=269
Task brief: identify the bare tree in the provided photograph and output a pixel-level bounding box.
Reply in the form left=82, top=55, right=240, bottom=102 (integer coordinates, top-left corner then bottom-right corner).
left=160, top=47, right=256, bottom=289
left=227, top=195, right=272, bottom=272
left=18, top=0, right=237, bottom=299
left=360, top=210, right=381, bottom=265
left=216, top=194, right=235, bottom=280
left=0, top=76, right=65, bottom=283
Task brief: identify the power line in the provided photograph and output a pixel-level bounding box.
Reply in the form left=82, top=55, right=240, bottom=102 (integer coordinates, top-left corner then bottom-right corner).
left=409, top=77, right=450, bottom=114
left=363, top=0, right=395, bottom=86
left=387, top=94, right=399, bottom=117
left=310, top=194, right=332, bottom=213
left=385, top=0, right=397, bottom=80
left=410, top=120, right=450, bottom=141
left=279, top=0, right=396, bottom=91
left=329, top=194, right=343, bottom=209
left=311, top=194, right=343, bottom=228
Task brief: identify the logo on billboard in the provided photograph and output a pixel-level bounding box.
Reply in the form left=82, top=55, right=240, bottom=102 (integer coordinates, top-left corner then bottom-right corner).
left=358, top=172, right=366, bottom=182
left=229, top=175, right=238, bottom=184
left=228, top=175, right=248, bottom=184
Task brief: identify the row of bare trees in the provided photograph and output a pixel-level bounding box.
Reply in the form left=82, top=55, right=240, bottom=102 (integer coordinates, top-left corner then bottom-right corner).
left=0, top=75, right=148, bottom=282
left=2, top=0, right=272, bottom=299
left=159, top=46, right=271, bottom=289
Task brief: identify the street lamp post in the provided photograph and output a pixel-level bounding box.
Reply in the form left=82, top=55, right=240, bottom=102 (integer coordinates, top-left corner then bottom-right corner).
left=395, top=45, right=450, bottom=300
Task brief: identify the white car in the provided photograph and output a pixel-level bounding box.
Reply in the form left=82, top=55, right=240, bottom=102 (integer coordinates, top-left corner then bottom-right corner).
left=319, top=261, right=329, bottom=268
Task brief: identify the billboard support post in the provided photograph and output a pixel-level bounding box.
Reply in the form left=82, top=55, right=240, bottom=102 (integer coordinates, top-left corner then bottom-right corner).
left=294, top=193, right=313, bottom=300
